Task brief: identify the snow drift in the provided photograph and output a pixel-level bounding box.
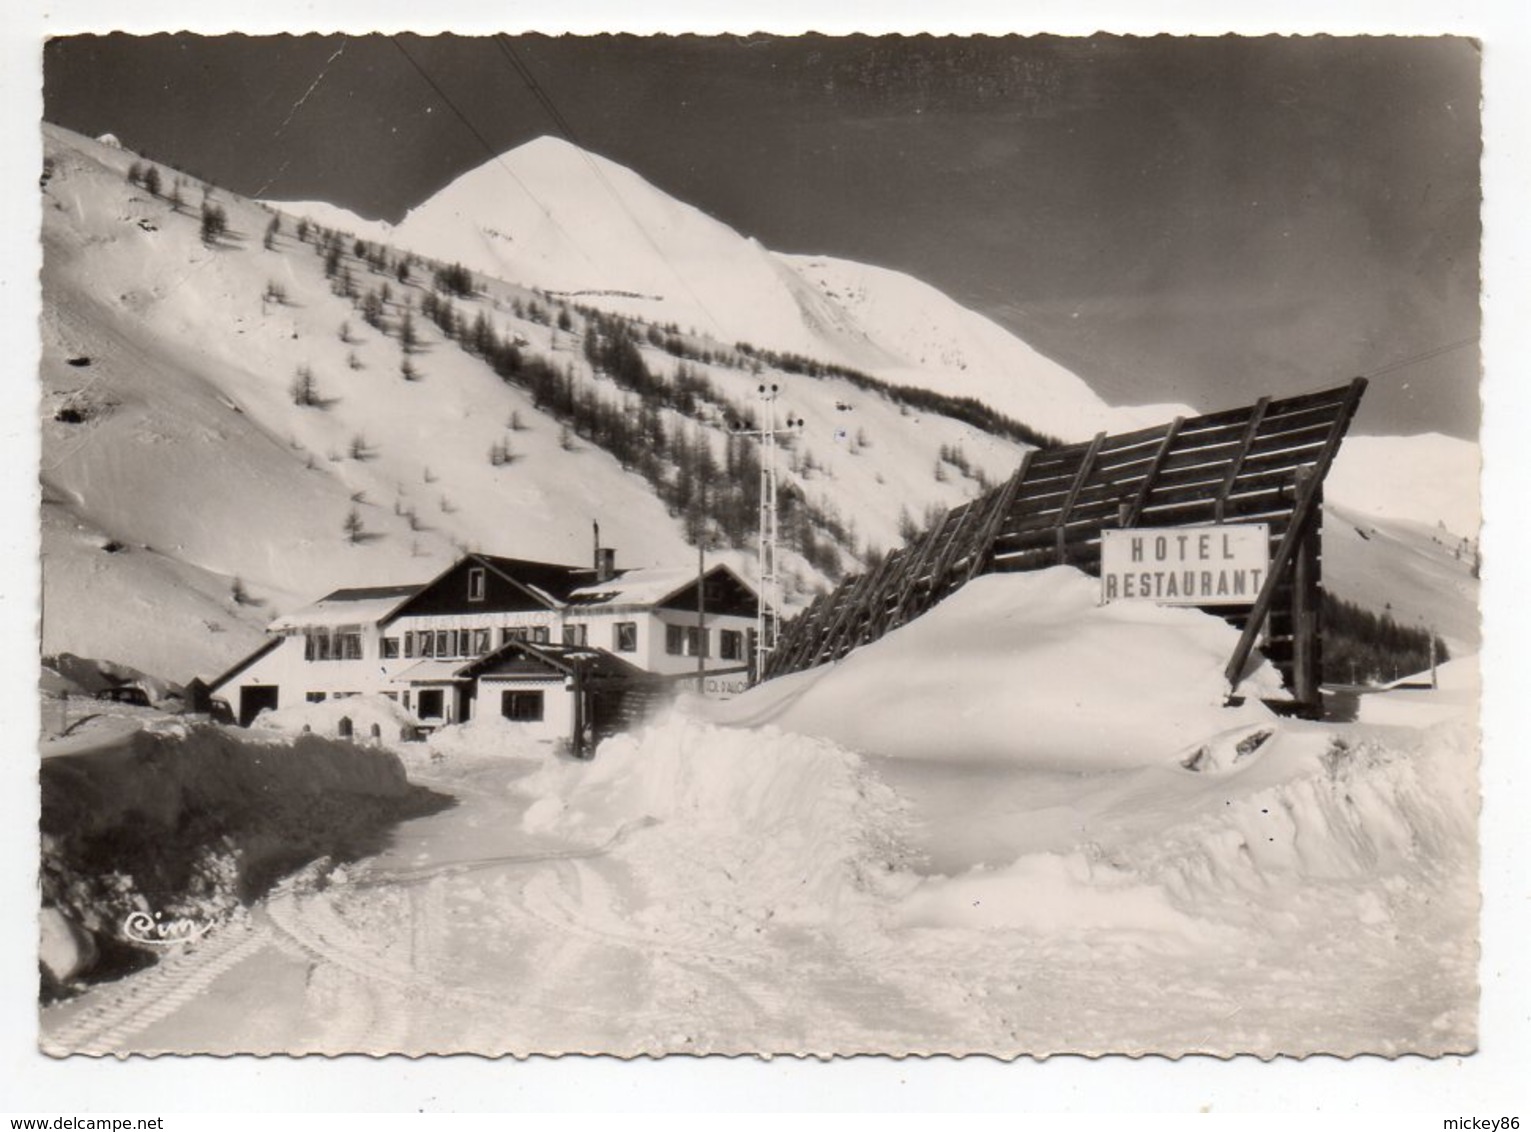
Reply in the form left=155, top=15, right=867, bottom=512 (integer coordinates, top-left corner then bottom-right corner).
left=513, top=713, right=914, bottom=933
left=706, top=567, right=1282, bottom=770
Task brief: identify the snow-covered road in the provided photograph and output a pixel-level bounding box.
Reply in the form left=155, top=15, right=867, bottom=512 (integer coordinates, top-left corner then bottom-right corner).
left=42, top=701, right=1477, bottom=1058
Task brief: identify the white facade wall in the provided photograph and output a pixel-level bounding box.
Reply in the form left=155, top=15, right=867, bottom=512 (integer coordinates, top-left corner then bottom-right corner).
left=221, top=595, right=755, bottom=726
left=474, top=676, right=572, bottom=742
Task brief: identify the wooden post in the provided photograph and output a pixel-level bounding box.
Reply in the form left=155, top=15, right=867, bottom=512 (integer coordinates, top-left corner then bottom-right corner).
left=1290, top=468, right=1321, bottom=709
left=1226, top=378, right=1366, bottom=694
left=696, top=540, right=706, bottom=693
left=571, top=661, right=586, bottom=759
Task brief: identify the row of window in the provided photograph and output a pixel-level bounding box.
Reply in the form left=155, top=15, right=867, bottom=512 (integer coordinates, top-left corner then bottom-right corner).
left=304, top=686, right=543, bottom=724
left=303, top=632, right=363, bottom=661
left=305, top=621, right=746, bottom=663
left=664, top=625, right=746, bottom=660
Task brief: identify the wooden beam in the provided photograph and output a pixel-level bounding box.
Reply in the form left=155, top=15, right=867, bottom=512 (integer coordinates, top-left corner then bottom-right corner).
left=1119, top=417, right=1183, bottom=528
left=1055, top=432, right=1105, bottom=564
left=966, top=450, right=1034, bottom=584
left=1225, top=377, right=1366, bottom=694
left=1214, top=397, right=1269, bottom=523
left=1290, top=470, right=1322, bottom=707
left=888, top=506, right=965, bottom=626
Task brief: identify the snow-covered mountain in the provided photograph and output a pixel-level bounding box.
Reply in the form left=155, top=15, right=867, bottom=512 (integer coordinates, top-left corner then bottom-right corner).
left=39, top=124, right=1480, bottom=686
left=362, top=135, right=1161, bottom=443
left=39, top=125, right=1032, bottom=681
left=259, top=198, right=395, bottom=247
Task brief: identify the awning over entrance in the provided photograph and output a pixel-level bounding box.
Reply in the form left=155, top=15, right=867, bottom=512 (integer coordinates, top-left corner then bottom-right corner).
left=395, top=659, right=470, bottom=685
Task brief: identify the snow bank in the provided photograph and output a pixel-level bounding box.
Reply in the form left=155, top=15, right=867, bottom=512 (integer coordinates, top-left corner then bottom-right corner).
left=252, top=693, right=419, bottom=744
left=896, top=851, right=1206, bottom=938
left=1356, top=655, right=1479, bottom=728
left=424, top=713, right=558, bottom=765
left=40, top=725, right=448, bottom=990
left=890, top=714, right=1477, bottom=956
left=708, top=568, right=1281, bottom=770
left=1142, top=720, right=1479, bottom=916
left=514, top=712, right=914, bottom=931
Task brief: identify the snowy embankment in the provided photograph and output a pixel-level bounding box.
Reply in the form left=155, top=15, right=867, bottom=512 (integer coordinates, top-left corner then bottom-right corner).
left=511, top=716, right=915, bottom=937
left=503, top=565, right=1476, bottom=1052
left=40, top=724, right=449, bottom=993
left=704, top=568, right=1284, bottom=769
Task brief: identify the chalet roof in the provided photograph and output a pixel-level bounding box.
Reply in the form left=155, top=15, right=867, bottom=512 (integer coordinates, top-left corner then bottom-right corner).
left=394, top=659, right=470, bottom=685
left=566, top=563, right=757, bottom=609
left=269, top=583, right=424, bottom=632
left=205, top=637, right=284, bottom=693
left=472, top=554, right=598, bottom=605
left=566, top=566, right=696, bottom=607
left=457, top=639, right=649, bottom=684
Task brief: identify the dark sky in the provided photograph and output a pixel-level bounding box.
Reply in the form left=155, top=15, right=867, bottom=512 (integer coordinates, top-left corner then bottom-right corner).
left=42, top=34, right=1482, bottom=437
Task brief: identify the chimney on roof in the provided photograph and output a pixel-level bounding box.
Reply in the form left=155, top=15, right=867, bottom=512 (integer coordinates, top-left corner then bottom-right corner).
left=593, top=521, right=616, bottom=583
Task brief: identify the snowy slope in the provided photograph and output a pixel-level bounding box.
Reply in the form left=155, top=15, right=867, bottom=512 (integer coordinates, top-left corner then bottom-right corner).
left=258, top=198, right=395, bottom=246
left=1328, top=432, right=1480, bottom=539
left=39, top=124, right=1038, bottom=681
left=780, top=254, right=1195, bottom=437
left=386, top=136, right=1129, bottom=442
left=1324, top=501, right=1480, bottom=656
left=39, top=126, right=708, bottom=679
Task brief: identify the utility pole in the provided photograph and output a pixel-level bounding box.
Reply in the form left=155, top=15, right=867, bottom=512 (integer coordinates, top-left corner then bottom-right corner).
left=731, top=383, right=804, bottom=683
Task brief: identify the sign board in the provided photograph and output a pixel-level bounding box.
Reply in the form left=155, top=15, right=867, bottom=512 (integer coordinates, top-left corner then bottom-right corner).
left=1100, top=524, right=1269, bottom=606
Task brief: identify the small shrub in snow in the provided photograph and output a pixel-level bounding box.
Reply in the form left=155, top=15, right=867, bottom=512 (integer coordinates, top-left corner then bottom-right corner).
left=290, top=364, right=321, bottom=408
left=199, top=202, right=227, bottom=245
left=343, top=507, right=365, bottom=544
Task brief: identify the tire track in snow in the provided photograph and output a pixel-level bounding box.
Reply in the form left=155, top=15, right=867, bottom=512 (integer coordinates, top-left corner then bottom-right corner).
left=514, top=856, right=798, bottom=1051
left=42, top=917, right=268, bottom=1055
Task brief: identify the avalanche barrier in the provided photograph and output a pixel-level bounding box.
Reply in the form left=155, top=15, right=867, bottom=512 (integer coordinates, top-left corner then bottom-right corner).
left=764, top=378, right=1366, bottom=710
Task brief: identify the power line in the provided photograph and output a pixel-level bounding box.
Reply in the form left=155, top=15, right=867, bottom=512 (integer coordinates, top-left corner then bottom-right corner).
left=492, top=36, right=729, bottom=340
left=388, top=36, right=597, bottom=274
left=1360, top=335, right=1478, bottom=382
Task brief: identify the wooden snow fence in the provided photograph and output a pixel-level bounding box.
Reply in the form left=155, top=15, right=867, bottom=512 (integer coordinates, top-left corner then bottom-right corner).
left=762, top=378, right=1367, bottom=710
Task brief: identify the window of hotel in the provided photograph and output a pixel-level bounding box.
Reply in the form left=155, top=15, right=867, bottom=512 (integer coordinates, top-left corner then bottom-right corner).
left=339, top=633, right=362, bottom=660
left=720, top=629, right=743, bottom=661
left=381, top=637, right=400, bottom=659
left=417, top=689, right=445, bottom=720
left=500, top=690, right=545, bottom=722
left=613, top=622, right=637, bottom=653
left=420, top=632, right=435, bottom=658
left=473, top=628, right=491, bottom=656
left=468, top=567, right=486, bottom=602
left=665, top=624, right=708, bottom=657
left=562, top=623, right=587, bottom=647
left=435, top=631, right=450, bottom=657
left=305, top=692, right=326, bottom=703
left=532, top=626, right=550, bottom=644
